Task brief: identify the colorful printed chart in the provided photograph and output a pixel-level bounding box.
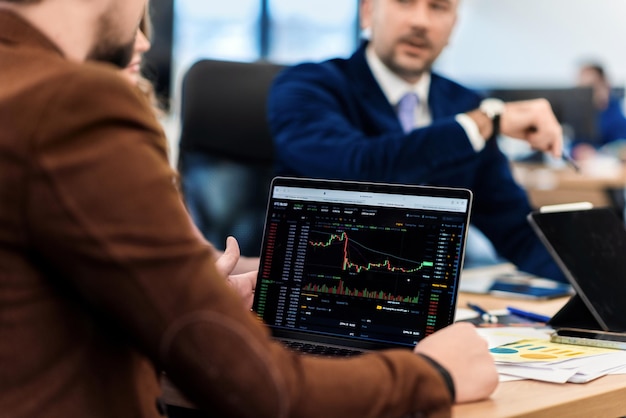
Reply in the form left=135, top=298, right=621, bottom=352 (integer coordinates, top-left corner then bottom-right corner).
left=490, top=338, right=620, bottom=363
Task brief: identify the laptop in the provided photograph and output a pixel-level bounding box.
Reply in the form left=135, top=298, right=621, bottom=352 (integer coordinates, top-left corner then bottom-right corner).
left=251, top=177, right=473, bottom=356
left=528, top=206, right=626, bottom=333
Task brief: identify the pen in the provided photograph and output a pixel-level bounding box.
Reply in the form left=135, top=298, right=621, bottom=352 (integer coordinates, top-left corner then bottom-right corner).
left=467, top=302, right=498, bottom=323
left=561, top=151, right=580, bottom=172
left=506, top=306, right=551, bottom=323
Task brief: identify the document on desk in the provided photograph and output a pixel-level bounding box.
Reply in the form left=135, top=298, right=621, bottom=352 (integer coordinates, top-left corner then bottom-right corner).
left=477, top=328, right=626, bottom=383
left=476, top=327, right=552, bottom=349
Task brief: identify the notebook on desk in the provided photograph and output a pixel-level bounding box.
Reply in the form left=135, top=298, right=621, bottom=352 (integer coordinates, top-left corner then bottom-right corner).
left=528, top=207, right=626, bottom=334
left=251, top=177, right=473, bottom=356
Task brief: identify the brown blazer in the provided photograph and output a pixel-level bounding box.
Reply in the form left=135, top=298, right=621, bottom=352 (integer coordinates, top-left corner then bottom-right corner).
left=0, top=11, right=452, bottom=418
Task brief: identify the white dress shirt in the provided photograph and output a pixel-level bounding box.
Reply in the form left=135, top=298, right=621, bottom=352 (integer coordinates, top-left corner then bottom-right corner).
left=365, top=44, right=486, bottom=151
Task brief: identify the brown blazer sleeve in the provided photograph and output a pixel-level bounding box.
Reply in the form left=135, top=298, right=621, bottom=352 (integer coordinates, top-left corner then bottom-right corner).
left=26, top=66, right=453, bottom=418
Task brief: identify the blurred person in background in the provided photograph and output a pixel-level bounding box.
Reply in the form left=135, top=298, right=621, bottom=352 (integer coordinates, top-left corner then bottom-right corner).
left=269, top=0, right=567, bottom=282
left=573, top=62, right=626, bottom=161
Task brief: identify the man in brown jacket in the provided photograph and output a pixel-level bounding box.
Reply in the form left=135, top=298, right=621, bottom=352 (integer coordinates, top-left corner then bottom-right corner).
left=0, top=0, right=498, bottom=417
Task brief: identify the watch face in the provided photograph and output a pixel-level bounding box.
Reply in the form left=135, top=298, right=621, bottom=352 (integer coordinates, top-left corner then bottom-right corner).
left=480, top=98, right=505, bottom=118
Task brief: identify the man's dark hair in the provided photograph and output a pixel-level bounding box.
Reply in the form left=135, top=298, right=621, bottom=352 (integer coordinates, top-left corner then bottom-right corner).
left=582, top=62, right=607, bottom=81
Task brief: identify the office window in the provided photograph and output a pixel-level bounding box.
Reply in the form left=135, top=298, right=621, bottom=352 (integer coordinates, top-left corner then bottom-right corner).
left=267, top=0, right=359, bottom=63
left=172, top=1, right=360, bottom=101
left=173, top=0, right=261, bottom=82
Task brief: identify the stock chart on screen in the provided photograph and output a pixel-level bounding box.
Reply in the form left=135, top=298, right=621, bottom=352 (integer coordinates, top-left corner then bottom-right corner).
left=254, top=183, right=467, bottom=347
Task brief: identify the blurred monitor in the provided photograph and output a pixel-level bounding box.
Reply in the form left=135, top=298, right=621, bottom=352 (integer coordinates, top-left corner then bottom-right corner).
left=488, top=87, right=598, bottom=144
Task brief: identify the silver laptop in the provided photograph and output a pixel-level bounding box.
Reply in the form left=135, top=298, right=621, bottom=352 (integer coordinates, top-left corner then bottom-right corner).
left=252, top=177, right=473, bottom=355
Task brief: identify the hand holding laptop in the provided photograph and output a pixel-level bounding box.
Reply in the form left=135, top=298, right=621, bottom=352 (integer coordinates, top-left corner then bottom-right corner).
left=415, top=322, right=499, bottom=403
left=215, top=236, right=258, bottom=310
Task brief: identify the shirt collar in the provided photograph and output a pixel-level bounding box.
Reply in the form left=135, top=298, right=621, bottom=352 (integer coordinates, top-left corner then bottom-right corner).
left=365, top=43, right=431, bottom=108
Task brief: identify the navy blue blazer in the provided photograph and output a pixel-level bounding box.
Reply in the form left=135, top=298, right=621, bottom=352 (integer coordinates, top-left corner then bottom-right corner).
left=268, top=43, right=565, bottom=281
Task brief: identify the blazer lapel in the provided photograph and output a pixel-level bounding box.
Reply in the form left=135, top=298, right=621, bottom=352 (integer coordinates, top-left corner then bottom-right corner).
left=428, top=76, right=448, bottom=121
left=346, top=43, right=404, bottom=133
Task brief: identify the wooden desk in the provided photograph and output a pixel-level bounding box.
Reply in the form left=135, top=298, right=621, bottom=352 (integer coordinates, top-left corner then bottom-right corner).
left=161, top=293, right=626, bottom=417
left=511, top=161, right=626, bottom=209
left=453, top=374, right=626, bottom=418
left=453, top=292, right=626, bottom=418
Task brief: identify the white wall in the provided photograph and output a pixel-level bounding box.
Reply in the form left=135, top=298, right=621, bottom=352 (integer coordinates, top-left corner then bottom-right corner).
left=436, top=0, right=626, bottom=89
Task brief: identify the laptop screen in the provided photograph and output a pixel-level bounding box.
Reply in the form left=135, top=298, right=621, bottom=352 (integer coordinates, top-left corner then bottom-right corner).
left=253, top=177, right=472, bottom=350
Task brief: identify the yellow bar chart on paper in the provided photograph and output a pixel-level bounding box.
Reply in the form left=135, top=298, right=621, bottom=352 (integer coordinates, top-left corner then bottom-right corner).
left=490, top=338, right=620, bottom=363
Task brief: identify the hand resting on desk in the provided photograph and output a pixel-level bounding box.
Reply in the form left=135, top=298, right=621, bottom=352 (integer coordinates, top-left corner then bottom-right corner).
left=415, top=322, right=499, bottom=403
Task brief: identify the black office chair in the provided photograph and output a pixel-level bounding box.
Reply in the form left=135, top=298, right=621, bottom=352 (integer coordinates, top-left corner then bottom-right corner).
left=178, top=59, right=285, bottom=256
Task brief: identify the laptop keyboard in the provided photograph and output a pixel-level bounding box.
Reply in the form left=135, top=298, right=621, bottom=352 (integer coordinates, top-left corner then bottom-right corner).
left=282, top=341, right=363, bottom=357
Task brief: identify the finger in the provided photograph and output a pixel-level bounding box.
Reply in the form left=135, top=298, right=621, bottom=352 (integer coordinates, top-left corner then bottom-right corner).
left=551, top=132, right=564, bottom=158
left=215, top=236, right=240, bottom=276
left=541, top=132, right=563, bottom=158
left=228, top=270, right=258, bottom=309
left=228, top=273, right=250, bottom=293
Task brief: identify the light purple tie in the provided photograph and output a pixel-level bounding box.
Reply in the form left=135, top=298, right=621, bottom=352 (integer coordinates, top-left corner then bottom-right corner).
left=396, top=92, right=419, bottom=133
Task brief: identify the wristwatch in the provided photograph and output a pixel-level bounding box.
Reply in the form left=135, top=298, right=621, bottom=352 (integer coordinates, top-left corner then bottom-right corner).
left=479, top=98, right=505, bottom=141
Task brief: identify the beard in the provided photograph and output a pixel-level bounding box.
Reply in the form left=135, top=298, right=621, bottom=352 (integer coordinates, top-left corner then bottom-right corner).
left=86, top=12, right=136, bottom=69
left=87, top=39, right=135, bottom=68
left=378, top=31, right=436, bottom=82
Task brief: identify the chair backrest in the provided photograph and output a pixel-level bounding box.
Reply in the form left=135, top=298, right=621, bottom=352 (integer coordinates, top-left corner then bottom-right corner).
left=177, top=59, right=285, bottom=256
left=179, top=59, right=285, bottom=163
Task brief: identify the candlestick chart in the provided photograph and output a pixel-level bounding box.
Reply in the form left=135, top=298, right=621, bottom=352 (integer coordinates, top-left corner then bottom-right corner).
left=303, top=226, right=438, bottom=303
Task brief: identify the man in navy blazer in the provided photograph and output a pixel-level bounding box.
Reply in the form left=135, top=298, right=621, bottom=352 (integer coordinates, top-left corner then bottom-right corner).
left=268, top=0, right=566, bottom=281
